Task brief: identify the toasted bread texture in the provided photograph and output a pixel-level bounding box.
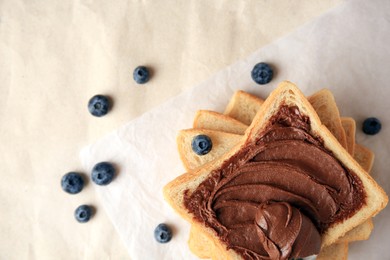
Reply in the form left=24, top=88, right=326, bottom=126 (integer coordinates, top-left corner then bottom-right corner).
left=341, top=117, right=356, bottom=155
left=177, top=129, right=242, bottom=171
left=188, top=225, right=212, bottom=259
left=223, top=90, right=264, bottom=125
left=317, top=242, right=348, bottom=260
left=308, top=89, right=347, bottom=150
left=193, top=110, right=248, bottom=135
left=354, top=143, right=375, bottom=173
left=165, top=81, right=388, bottom=260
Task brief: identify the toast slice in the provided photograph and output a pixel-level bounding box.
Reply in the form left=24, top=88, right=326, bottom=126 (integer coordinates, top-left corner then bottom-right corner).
left=187, top=90, right=375, bottom=249
left=307, top=89, right=347, bottom=150
left=224, top=90, right=264, bottom=125
left=165, top=81, right=388, bottom=259
left=354, top=143, right=375, bottom=173
left=184, top=127, right=375, bottom=246
left=317, top=242, right=348, bottom=260
left=177, top=129, right=242, bottom=171
left=341, top=117, right=356, bottom=156
left=193, top=110, right=248, bottom=135
left=185, top=126, right=374, bottom=260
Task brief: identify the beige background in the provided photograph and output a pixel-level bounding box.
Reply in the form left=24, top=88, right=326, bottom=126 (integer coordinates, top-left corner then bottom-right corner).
left=0, top=1, right=341, bottom=259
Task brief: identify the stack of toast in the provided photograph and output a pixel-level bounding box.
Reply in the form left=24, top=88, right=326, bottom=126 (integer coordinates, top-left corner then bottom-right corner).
left=164, top=81, right=387, bottom=259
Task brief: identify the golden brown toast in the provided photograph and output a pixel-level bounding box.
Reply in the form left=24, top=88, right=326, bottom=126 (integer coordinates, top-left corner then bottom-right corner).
left=341, top=117, right=356, bottom=155
left=317, top=242, right=348, bottom=260
left=223, top=90, right=264, bottom=125
left=177, top=129, right=242, bottom=171
left=307, top=89, right=347, bottom=149
left=193, top=110, right=248, bottom=135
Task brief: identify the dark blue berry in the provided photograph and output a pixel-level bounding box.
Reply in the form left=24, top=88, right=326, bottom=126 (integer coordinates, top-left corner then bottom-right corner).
left=91, top=162, right=115, bottom=185
left=88, top=95, right=110, bottom=117
left=191, top=135, right=212, bottom=155
left=61, top=172, right=84, bottom=194
left=251, top=62, right=273, bottom=85
left=133, top=66, right=150, bottom=84
left=74, top=205, right=92, bottom=223
left=154, top=223, right=172, bottom=243
left=363, top=117, right=381, bottom=135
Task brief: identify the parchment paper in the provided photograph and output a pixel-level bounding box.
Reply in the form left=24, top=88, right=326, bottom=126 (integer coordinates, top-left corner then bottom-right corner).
left=80, top=0, right=390, bottom=259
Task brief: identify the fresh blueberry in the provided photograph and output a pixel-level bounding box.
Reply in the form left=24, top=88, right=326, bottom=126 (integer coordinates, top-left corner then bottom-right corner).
left=362, top=117, right=381, bottom=135
left=191, top=135, right=212, bottom=155
left=61, top=172, right=84, bottom=194
left=251, top=62, right=273, bottom=85
left=154, top=223, right=172, bottom=243
left=91, top=162, right=115, bottom=185
left=133, top=66, right=150, bottom=84
left=88, top=95, right=110, bottom=117
left=74, top=205, right=92, bottom=223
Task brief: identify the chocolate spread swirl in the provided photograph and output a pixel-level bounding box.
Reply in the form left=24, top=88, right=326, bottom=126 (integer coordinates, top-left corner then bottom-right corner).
left=183, top=106, right=366, bottom=260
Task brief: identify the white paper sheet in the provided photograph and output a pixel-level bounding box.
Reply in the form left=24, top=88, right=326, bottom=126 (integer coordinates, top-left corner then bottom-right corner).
left=80, top=0, right=390, bottom=259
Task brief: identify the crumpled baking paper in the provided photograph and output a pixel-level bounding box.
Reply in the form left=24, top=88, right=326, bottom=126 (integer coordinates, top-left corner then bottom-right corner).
left=80, top=0, right=390, bottom=259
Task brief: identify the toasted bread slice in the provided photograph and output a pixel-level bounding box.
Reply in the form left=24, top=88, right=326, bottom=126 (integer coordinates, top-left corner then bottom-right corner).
left=337, top=219, right=374, bottom=243
left=186, top=131, right=374, bottom=258
left=308, top=89, right=347, bottom=150
left=188, top=225, right=211, bottom=259
left=354, top=144, right=375, bottom=173
left=165, top=81, right=388, bottom=259
left=317, top=242, right=348, bottom=260
left=341, top=117, right=356, bottom=155
left=186, top=95, right=374, bottom=249
left=193, top=110, right=248, bottom=135
left=223, top=90, right=264, bottom=125
left=177, top=129, right=242, bottom=171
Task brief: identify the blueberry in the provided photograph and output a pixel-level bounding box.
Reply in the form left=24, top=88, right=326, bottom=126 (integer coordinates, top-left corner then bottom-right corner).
left=363, top=117, right=381, bottom=135
left=191, top=135, right=212, bottom=155
left=133, top=66, right=150, bottom=84
left=251, top=62, right=273, bottom=85
left=91, top=162, right=115, bottom=185
left=74, top=205, right=92, bottom=223
left=154, top=223, right=172, bottom=243
left=61, top=172, right=84, bottom=194
left=88, top=95, right=110, bottom=117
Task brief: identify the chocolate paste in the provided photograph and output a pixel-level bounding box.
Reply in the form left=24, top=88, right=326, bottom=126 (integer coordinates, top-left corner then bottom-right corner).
left=183, top=105, right=366, bottom=260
